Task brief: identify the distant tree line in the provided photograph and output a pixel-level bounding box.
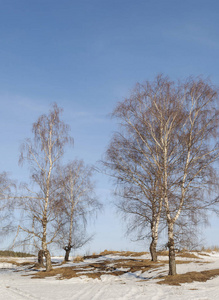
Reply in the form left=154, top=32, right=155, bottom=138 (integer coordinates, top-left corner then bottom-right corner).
left=0, top=250, right=34, bottom=257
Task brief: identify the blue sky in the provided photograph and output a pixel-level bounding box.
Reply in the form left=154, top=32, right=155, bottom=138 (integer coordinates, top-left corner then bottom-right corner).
left=0, top=0, right=219, bottom=253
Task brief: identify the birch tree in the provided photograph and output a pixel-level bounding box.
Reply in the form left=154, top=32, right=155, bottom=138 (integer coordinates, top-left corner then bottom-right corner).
left=0, top=172, right=16, bottom=237
left=152, top=76, right=219, bottom=275
left=56, top=160, right=101, bottom=261
left=103, top=134, right=163, bottom=262
left=18, top=103, right=73, bottom=271
left=104, top=75, right=219, bottom=275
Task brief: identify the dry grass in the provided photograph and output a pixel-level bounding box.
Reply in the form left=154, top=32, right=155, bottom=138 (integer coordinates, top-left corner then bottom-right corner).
left=158, top=269, right=219, bottom=286
left=19, top=261, right=35, bottom=266
left=98, top=250, right=148, bottom=257
left=120, top=251, right=148, bottom=257
left=0, top=259, right=34, bottom=267
left=198, top=253, right=210, bottom=257
left=99, top=250, right=122, bottom=256
left=73, top=255, right=84, bottom=263
left=32, top=267, right=79, bottom=279
left=157, top=250, right=199, bottom=259
left=32, top=260, right=124, bottom=280
left=31, top=257, right=161, bottom=280
left=176, top=252, right=199, bottom=259
left=0, top=259, right=19, bottom=265
left=201, top=246, right=219, bottom=253
left=160, top=260, right=206, bottom=265
left=113, top=259, right=162, bottom=273
left=24, top=249, right=219, bottom=284
left=157, top=251, right=169, bottom=256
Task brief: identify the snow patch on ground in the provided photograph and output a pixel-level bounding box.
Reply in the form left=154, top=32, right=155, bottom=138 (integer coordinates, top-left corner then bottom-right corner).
left=0, top=252, right=219, bottom=299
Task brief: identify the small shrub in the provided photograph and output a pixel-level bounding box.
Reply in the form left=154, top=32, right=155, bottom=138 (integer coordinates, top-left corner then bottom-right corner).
left=120, top=251, right=148, bottom=257
left=73, top=255, right=84, bottom=263
left=177, top=252, right=199, bottom=259
left=99, top=250, right=120, bottom=256
left=201, top=246, right=219, bottom=253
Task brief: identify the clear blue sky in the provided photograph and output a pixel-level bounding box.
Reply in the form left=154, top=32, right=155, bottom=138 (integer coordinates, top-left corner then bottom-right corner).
left=0, top=0, right=219, bottom=254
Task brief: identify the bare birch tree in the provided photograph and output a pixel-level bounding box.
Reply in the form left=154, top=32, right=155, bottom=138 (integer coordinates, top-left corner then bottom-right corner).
left=17, top=103, right=73, bottom=271
left=104, top=75, right=219, bottom=275
left=56, top=160, right=101, bottom=261
left=0, top=172, right=16, bottom=237
left=103, top=134, right=163, bottom=262
left=151, top=76, right=219, bottom=275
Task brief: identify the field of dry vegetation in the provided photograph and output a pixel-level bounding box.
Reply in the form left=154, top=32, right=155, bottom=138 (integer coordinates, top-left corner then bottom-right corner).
left=3, top=249, right=216, bottom=286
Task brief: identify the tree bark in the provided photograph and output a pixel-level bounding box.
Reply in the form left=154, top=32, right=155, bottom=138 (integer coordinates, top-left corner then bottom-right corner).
left=38, top=249, right=44, bottom=267
left=168, top=223, right=176, bottom=275
left=44, top=250, right=52, bottom=271
left=150, top=237, right=157, bottom=262
left=64, top=245, right=72, bottom=261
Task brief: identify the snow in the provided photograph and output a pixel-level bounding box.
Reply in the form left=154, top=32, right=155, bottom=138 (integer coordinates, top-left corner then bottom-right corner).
left=0, top=253, right=219, bottom=299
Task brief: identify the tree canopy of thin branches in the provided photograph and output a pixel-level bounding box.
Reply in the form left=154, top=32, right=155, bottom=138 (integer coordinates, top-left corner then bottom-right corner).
left=56, top=160, right=102, bottom=261
left=103, top=75, right=219, bottom=275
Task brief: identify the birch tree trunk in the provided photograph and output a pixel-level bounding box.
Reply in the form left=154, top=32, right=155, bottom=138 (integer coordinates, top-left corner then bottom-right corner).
left=38, top=250, right=44, bottom=267
left=64, top=245, right=72, bottom=261
left=42, top=206, right=52, bottom=271
left=150, top=236, right=158, bottom=262
left=168, top=222, right=176, bottom=275
left=150, top=218, right=159, bottom=261
left=44, top=250, right=52, bottom=271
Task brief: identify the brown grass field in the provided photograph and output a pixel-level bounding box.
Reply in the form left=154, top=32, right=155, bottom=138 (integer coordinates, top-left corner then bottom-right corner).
left=158, top=269, right=219, bottom=286
left=23, top=249, right=218, bottom=285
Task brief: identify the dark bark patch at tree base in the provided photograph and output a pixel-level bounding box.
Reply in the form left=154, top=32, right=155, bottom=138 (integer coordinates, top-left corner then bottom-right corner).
left=157, top=269, right=219, bottom=286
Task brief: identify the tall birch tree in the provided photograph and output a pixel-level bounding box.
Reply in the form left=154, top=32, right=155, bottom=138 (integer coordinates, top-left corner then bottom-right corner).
left=0, top=172, right=16, bottom=237
left=18, top=103, right=73, bottom=271
left=103, top=134, right=163, bottom=262
left=104, top=75, right=219, bottom=275
left=56, top=160, right=101, bottom=261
